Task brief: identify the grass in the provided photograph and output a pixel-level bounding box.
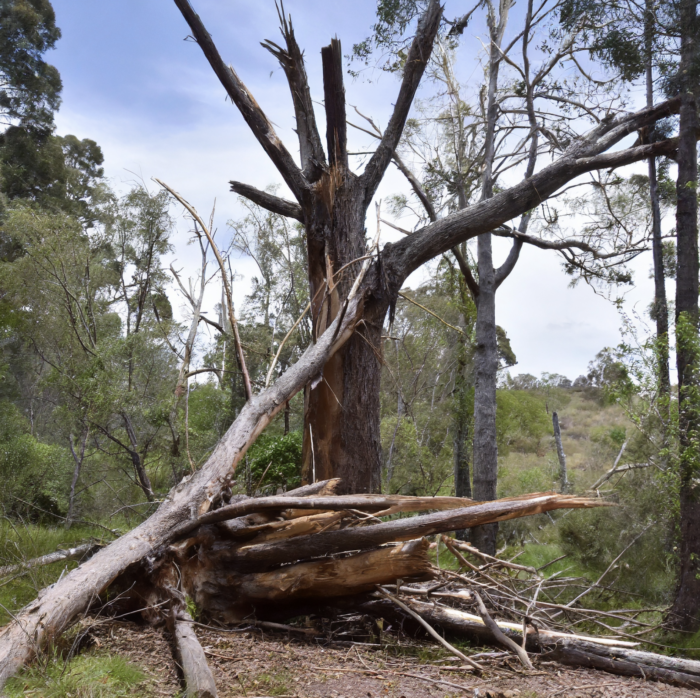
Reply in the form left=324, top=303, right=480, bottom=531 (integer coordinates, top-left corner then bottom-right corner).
left=4, top=653, right=149, bottom=698
left=239, top=669, right=293, bottom=696
left=0, top=520, right=114, bottom=625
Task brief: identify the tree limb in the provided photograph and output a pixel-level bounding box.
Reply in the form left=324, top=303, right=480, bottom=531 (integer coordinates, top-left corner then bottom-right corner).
left=360, top=0, right=443, bottom=206
left=382, top=98, right=682, bottom=289
left=173, top=0, right=308, bottom=201
left=494, top=238, right=523, bottom=288
left=261, top=3, right=326, bottom=180
left=229, top=181, right=304, bottom=221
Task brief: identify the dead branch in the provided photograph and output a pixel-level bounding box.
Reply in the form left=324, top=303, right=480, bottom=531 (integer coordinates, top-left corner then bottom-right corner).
left=377, top=588, right=483, bottom=671
left=156, top=179, right=253, bottom=402
left=168, top=607, right=218, bottom=698
left=473, top=590, right=534, bottom=669
left=0, top=543, right=100, bottom=578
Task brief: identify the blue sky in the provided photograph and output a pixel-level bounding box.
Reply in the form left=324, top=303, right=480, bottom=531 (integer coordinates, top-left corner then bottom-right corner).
left=47, top=0, right=662, bottom=380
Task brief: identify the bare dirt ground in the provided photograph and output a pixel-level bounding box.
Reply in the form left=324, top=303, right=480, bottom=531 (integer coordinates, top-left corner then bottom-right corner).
left=88, top=620, right=700, bottom=698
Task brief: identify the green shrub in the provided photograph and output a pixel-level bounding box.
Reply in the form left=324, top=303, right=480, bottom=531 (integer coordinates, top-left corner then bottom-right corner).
left=247, top=431, right=303, bottom=492
left=0, top=403, right=72, bottom=520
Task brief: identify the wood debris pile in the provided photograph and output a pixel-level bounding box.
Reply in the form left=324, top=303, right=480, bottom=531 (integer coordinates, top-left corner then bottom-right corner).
left=79, top=478, right=698, bottom=696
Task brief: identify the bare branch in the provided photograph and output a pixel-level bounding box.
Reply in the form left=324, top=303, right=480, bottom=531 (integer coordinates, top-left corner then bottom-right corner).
left=261, top=3, right=326, bottom=180
left=494, top=238, right=523, bottom=288
left=173, top=0, right=308, bottom=201
left=229, top=181, right=303, bottom=221
left=360, top=0, right=443, bottom=206
left=156, top=179, right=253, bottom=401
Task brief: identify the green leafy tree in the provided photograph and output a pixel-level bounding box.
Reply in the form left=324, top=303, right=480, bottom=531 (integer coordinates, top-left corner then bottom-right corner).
left=0, top=0, right=61, bottom=129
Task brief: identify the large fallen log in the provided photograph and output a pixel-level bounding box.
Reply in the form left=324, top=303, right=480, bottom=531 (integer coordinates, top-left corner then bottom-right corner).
left=185, top=538, right=434, bottom=622
left=0, top=296, right=364, bottom=688
left=357, top=597, right=700, bottom=689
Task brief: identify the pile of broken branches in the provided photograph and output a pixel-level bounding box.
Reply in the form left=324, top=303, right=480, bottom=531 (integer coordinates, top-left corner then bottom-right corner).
left=75, top=478, right=696, bottom=697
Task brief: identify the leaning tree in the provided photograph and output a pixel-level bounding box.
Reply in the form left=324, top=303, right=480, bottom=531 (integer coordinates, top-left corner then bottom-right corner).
left=0, top=0, right=692, bottom=686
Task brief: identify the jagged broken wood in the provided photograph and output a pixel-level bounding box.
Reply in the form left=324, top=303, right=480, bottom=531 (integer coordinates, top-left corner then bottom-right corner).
left=0, top=294, right=364, bottom=687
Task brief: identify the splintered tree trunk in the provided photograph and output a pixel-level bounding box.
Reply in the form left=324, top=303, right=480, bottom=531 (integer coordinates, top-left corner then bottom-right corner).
left=670, top=0, right=700, bottom=632
left=472, top=233, right=499, bottom=554
left=300, top=40, right=382, bottom=494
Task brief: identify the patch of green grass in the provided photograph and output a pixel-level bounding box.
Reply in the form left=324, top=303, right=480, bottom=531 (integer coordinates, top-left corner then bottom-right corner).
left=241, top=669, right=293, bottom=696
left=0, top=521, right=111, bottom=625
left=5, top=653, right=148, bottom=698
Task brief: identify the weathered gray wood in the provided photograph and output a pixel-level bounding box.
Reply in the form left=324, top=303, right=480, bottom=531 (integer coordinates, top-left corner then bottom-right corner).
left=169, top=608, right=218, bottom=698
left=0, top=296, right=363, bottom=689
left=0, top=543, right=99, bottom=578
left=359, top=598, right=700, bottom=689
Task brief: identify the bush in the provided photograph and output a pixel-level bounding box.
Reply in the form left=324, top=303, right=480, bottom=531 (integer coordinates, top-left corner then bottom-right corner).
left=247, top=430, right=303, bottom=493
left=0, top=403, right=72, bottom=520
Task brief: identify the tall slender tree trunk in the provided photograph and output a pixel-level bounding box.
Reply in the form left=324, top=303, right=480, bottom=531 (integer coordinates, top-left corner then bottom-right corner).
left=472, top=234, right=499, bottom=552
left=66, top=427, right=89, bottom=530
left=470, top=0, right=511, bottom=554
left=454, top=284, right=473, bottom=541
left=670, top=0, right=700, bottom=632
left=645, top=0, right=670, bottom=399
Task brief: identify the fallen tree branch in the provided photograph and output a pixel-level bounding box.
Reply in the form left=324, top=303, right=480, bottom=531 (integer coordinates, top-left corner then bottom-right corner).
left=376, top=588, right=483, bottom=671
left=0, top=291, right=364, bottom=688
left=218, top=494, right=606, bottom=572
left=473, top=590, right=534, bottom=670
left=168, top=607, right=218, bottom=698
left=0, top=543, right=100, bottom=579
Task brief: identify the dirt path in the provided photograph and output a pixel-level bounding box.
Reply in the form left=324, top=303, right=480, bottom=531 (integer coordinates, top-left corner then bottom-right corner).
left=90, top=620, right=699, bottom=698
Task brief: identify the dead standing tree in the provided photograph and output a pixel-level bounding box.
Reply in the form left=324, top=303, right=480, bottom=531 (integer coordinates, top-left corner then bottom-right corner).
left=173, top=0, right=686, bottom=496
left=0, top=0, right=693, bottom=687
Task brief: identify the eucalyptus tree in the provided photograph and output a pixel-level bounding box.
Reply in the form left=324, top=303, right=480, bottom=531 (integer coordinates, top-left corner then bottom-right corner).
left=360, top=0, right=650, bottom=550
left=668, top=0, right=700, bottom=633
left=0, top=0, right=61, bottom=130
left=0, top=1, right=695, bottom=680
left=0, top=187, right=180, bottom=507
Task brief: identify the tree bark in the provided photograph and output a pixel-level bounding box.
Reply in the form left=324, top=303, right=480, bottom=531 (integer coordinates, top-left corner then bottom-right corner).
left=168, top=608, right=218, bottom=698
left=470, top=0, right=511, bottom=554
left=472, top=233, right=499, bottom=554
left=670, top=0, right=700, bottom=633
left=644, top=0, right=670, bottom=398
left=453, top=312, right=472, bottom=541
